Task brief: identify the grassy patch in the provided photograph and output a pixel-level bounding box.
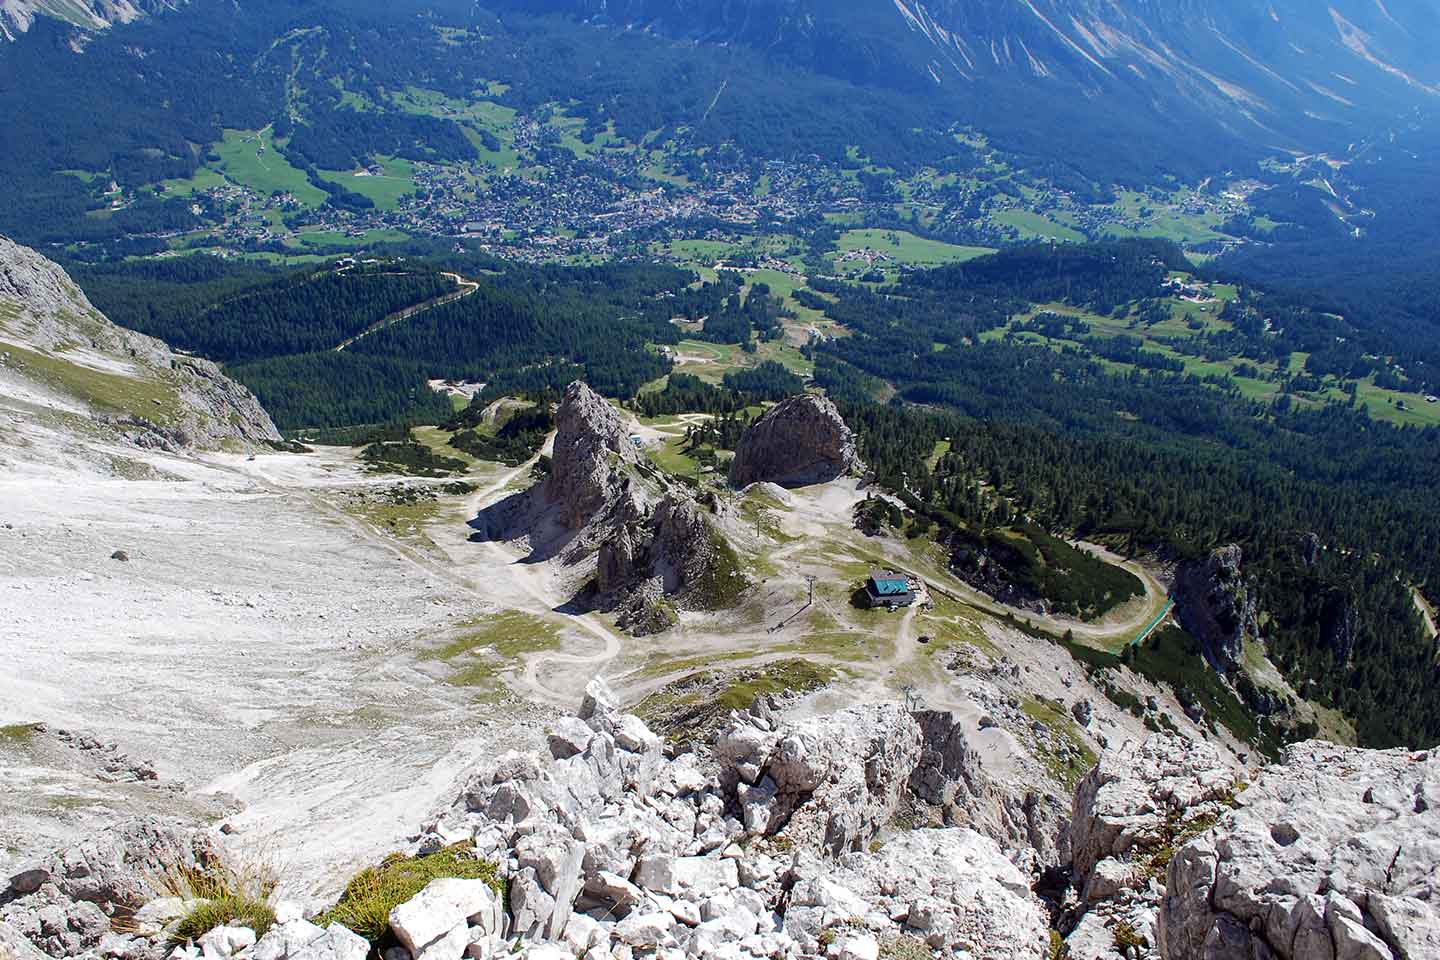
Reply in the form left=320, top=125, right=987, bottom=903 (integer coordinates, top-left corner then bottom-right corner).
left=992, top=210, right=1086, bottom=243
left=0, top=339, right=182, bottom=424
left=0, top=723, right=39, bottom=748
left=687, top=528, right=751, bottom=611
left=837, top=229, right=993, bottom=268
left=212, top=128, right=327, bottom=206
left=426, top=612, right=564, bottom=689
left=319, top=845, right=502, bottom=943
left=1021, top=696, right=1098, bottom=790
left=317, top=160, right=416, bottom=211
left=636, top=659, right=837, bottom=740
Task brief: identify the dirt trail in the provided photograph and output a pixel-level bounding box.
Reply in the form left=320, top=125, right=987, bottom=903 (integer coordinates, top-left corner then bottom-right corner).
left=1415, top=587, right=1438, bottom=639
left=439, top=439, right=625, bottom=704
left=335, top=272, right=479, bottom=352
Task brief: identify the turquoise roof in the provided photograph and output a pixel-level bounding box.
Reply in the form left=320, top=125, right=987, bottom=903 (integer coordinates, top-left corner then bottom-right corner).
left=871, top=577, right=911, bottom=596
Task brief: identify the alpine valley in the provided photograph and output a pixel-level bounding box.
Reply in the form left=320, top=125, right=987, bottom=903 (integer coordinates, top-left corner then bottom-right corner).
left=3, top=4, right=1440, bottom=960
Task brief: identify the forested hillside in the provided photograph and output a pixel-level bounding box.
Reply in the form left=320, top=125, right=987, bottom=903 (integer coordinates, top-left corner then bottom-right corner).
left=785, top=243, right=1440, bottom=748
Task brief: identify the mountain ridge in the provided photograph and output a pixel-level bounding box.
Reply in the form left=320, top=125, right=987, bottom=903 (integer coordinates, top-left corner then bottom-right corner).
left=0, top=0, right=180, bottom=43
left=500, top=0, right=1440, bottom=157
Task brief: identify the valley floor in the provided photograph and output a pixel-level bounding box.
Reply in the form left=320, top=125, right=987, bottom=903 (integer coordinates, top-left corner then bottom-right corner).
left=0, top=418, right=1241, bottom=905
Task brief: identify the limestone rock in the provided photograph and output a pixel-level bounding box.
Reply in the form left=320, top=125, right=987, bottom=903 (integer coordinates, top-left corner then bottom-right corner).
left=388, top=878, right=502, bottom=958
left=788, top=830, right=1047, bottom=958
left=728, top=394, right=858, bottom=489
left=249, top=920, right=325, bottom=960
left=452, top=694, right=1056, bottom=960
left=287, top=925, right=369, bottom=960
left=1173, top=544, right=1259, bottom=671
left=3, top=817, right=221, bottom=929
left=544, top=381, right=642, bottom=531
left=0, top=921, right=49, bottom=960
left=196, top=926, right=255, bottom=959
left=1071, top=734, right=1239, bottom=882
left=1159, top=741, right=1440, bottom=960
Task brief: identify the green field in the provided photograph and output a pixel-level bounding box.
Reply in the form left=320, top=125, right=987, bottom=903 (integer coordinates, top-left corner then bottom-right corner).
left=295, top=228, right=413, bottom=249
left=318, top=158, right=417, bottom=211
left=212, top=128, right=328, bottom=206
left=159, top=167, right=229, bottom=198
left=837, top=229, right=994, bottom=267
left=992, top=210, right=1087, bottom=243
left=1102, top=190, right=1230, bottom=245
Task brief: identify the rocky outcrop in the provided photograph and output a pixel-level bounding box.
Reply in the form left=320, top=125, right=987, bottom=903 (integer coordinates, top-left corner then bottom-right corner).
left=543, top=381, right=644, bottom=531
left=1, top=818, right=222, bottom=958
left=408, top=684, right=1051, bottom=959
left=477, top=382, right=745, bottom=628
left=1062, top=735, right=1241, bottom=960
left=1322, top=592, right=1361, bottom=664
left=598, top=494, right=743, bottom=628
left=1174, top=544, right=1259, bottom=671
left=0, top=236, right=279, bottom=450
left=1159, top=741, right=1440, bottom=960
left=728, top=394, right=858, bottom=489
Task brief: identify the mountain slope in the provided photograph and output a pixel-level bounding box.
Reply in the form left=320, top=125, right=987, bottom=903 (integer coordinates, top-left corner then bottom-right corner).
left=502, top=0, right=1440, bottom=158
left=0, top=235, right=278, bottom=458
left=0, top=0, right=178, bottom=42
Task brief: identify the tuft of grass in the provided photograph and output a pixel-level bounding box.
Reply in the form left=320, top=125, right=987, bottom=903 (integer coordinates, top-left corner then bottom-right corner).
left=0, top=723, right=39, bottom=746
left=161, top=866, right=278, bottom=945
left=1113, top=921, right=1146, bottom=950
left=879, top=934, right=933, bottom=960
left=318, top=844, right=502, bottom=944
left=172, top=898, right=276, bottom=945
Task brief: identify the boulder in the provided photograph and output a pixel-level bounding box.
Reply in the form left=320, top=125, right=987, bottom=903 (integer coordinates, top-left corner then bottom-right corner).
left=1159, top=741, right=1440, bottom=960
left=728, top=394, right=858, bottom=489
left=388, top=878, right=503, bottom=958
left=197, top=926, right=256, bottom=959
left=287, top=925, right=369, bottom=960
left=249, top=920, right=326, bottom=960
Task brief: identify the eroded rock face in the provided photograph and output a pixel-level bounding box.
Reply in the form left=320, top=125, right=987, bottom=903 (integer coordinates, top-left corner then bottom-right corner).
left=481, top=382, right=740, bottom=628
left=543, top=381, right=643, bottom=531
left=0, top=235, right=279, bottom=450
left=1062, top=735, right=1241, bottom=960
left=728, top=394, right=858, bottom=489
left=1159, top=741, right=1440, bottom=960
left=1174, top=544, right=1259, bottom=671
left=597, top=494, right=737, bottom=627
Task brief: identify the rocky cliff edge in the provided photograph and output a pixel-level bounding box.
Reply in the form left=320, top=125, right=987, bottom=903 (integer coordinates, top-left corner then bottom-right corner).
left=0, top=236, right=279, bottom=451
